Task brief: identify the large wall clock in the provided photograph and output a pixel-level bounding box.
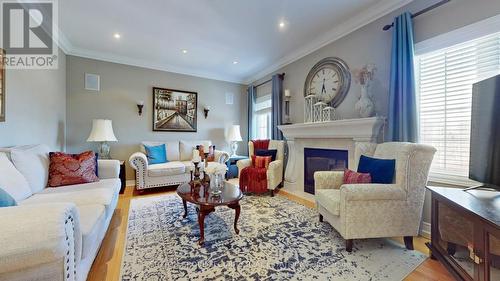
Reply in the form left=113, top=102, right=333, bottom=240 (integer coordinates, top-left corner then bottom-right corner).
left=303, top=57, right=351, bottom=107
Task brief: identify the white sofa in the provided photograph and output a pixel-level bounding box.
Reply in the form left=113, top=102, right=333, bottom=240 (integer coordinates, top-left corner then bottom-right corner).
left=314, top=142, right=436, bottom=252
left=129, top=140, right=229, bottom=191
left=0, top=144, right=121, bottom=281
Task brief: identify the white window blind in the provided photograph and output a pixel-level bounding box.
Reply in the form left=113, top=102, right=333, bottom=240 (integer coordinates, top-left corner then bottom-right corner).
left=416, top=32, right=500, bottom=178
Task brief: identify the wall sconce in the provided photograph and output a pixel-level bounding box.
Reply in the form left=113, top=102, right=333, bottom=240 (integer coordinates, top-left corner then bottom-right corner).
left=203, top=106, right=210, bottom=119
left=284, top=89, right=292, bottom=124
left=137, top=100, right=144, bottom=116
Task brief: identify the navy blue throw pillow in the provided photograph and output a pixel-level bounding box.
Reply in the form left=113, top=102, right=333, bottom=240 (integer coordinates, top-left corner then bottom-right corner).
left=255, top=149, right=277, bottom=162
left=357, top=155, right=396, bottom=184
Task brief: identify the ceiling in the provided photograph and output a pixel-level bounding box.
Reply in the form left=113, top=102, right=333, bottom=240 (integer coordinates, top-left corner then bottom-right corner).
left=59, top=0, right=411, bottom=84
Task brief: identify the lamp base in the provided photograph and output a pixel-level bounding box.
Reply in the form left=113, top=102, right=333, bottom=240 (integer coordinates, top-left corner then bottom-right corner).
left=98, top=142, right=111, bottom=159
left=230, top=142, right=238, bottom=157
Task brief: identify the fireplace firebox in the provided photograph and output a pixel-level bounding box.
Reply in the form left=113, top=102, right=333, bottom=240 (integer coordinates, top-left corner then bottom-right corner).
left=304, top=148, right=348, bottom=194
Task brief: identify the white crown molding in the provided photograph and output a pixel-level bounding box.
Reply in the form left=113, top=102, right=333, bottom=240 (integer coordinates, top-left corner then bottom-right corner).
left=243, top=0, right=413, bottom=84
left=66, top=47, right=245, bottom=84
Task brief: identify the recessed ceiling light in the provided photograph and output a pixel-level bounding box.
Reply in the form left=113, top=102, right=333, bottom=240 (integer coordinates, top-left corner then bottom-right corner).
left=182, top=49, right=188, bottom=54
left=279, top=21, right=285, bottom=28
left=233, top=60, right=239, bottom=65
left=113, top=33, right=121, bottom=39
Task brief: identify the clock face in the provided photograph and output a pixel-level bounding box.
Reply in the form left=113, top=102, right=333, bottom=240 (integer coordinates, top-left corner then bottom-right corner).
left=304, top=57, right=351, bottom=107
left=309, top=66, right=341, bottom=103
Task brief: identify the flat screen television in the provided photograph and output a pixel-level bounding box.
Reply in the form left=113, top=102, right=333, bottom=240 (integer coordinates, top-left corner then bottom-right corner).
left=467, top=74, right=500, bottom=190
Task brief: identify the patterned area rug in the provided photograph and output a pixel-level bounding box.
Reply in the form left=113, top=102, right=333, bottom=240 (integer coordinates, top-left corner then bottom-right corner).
left=120, top=194, right=426, bottom=281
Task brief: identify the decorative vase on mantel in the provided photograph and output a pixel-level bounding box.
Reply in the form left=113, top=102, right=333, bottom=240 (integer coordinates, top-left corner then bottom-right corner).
left=353, top=64, right=377, bottom=118
left=355, top=84, right=375, bottom=118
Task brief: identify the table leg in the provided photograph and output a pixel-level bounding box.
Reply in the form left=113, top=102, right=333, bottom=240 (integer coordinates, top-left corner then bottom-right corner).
left=196, top=205, right=214, bottom=245
left=229, top=203, right=241, bottom=234
left=182, top=199, right=188, bottom=218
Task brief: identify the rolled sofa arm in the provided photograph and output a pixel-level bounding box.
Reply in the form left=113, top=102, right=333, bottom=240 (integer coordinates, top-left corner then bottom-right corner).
left=129, top=152, right=148, bottom=190
left=214, top=150, right=230, bottom=164
left=314, top=171, right=343, bottom=190
left=98, top=159, right=120, bottom=179
left=267, top=160, right=283, bottom=190
left=0, top=203, right=81, bottom=281
left=236, top=159, right=252, bottom=177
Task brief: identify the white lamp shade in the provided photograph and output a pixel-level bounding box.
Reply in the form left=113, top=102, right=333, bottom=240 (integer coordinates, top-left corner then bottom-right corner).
left=227, top=125, right=243, bottom=142
left=87, top=119, right=118, bottom=142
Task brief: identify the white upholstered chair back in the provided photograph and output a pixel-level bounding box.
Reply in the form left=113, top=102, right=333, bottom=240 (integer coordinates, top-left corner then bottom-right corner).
left=248, top=140, right=285, bottom=161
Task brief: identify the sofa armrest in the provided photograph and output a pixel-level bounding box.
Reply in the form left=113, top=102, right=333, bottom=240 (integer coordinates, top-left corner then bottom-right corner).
left=98, top=159, right=120, bottom=179
left=267, top=160, right=283, bottom=190
left=236, top=158, right=252, bottom=177
left=0, top=203, right=81, bottom=280
left=314, top=171, right=343, bottom=190
left=129, top=152, right=148, bottom=189
left=340, top=184, right=406, bottom=201
left=214, top=150, right=230, bottom=164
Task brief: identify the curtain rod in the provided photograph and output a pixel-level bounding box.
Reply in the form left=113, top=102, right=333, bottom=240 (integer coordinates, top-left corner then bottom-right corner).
left=382, top=0, right=450, bottom=31
left=254, top=73, right=285, bottom=88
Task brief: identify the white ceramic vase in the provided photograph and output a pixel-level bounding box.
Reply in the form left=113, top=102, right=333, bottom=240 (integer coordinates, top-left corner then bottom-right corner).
left=355, top=84, right=375, bottom=118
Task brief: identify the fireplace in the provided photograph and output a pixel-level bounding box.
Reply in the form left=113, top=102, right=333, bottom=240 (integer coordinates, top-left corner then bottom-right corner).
left=304, top=148, right=348, bottom=194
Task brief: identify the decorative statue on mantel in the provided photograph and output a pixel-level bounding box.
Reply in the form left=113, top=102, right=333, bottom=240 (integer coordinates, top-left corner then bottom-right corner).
left=353, top=64, right=376, bottom=118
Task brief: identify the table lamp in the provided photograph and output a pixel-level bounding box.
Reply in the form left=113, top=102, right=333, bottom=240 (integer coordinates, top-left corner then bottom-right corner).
left=227, top=125, right=243, bottom=157
left=87, top=119, right=118, bottom=159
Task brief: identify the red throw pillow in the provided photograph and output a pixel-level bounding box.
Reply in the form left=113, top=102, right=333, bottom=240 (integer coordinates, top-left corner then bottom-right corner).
left=48, top=151, right=99, bottom=187
left=343, top=169, right=372, bottom=184
left=252, top=155, right=272, bottom=169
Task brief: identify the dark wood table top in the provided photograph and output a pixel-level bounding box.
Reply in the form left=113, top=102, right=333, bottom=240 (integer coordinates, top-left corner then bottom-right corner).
left=177, top=181, right=243, bottom=207
left=427, top=185, right=500, bottom=228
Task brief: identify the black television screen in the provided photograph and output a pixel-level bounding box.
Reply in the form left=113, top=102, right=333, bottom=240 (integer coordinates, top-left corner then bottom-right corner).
left=469, top=74, right=500, bottom=189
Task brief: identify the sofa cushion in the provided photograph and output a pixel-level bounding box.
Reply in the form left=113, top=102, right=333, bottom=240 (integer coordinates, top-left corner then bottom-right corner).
left=20, top=179, right=120, bottom=216
left=0, top=152, right=32, bottom=201
left=10, top=144, right=50, bottom=193
left=141, top=141, right=180, bottom=161
left=316, top=189, right=340, bottom=216
left=48, top=151, right=99, bottom=187
left=179, top=140, right=212, bottom=161
left=144, top=144, right=168, bottom=164
left=148, top=162, right=186, bottom=177
left=77, top=204, right=105, bottom=260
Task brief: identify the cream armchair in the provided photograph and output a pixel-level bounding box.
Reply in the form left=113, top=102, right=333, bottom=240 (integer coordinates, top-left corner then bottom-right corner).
left=237, top=140, right=285, bottom=196
left=314, top=142, right=436, bottom=252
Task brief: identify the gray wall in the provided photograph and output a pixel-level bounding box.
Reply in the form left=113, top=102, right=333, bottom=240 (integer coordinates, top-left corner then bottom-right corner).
left=0, top=50, right=66, bottom=150
left=252, top=0, right=500, bottom=227
left=66, top=56, right=247, bottom=180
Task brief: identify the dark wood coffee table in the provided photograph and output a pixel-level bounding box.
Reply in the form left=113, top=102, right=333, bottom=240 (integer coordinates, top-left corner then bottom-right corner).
left=177, top=180, right=243, bottom=245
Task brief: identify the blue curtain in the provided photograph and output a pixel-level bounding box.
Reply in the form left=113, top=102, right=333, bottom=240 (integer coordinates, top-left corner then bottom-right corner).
left=271, top=74, right=284, bottom=140
left=388, top=12, right=418, bottom=142
left=247, top=85, right=256, bottom=142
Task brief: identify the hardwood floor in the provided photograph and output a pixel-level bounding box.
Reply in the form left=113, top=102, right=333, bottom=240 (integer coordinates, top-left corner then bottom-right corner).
left=87, top=186, right=454, bottom=281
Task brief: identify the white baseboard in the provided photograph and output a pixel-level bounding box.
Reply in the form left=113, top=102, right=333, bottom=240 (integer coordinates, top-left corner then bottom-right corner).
left=420, top=221, right=431, bottom=239
left=126, top=179, right=136, bottom=187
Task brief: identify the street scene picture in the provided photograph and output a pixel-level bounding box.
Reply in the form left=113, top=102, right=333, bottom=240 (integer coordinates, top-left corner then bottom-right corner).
left=153, top=87, right=197, bottom=132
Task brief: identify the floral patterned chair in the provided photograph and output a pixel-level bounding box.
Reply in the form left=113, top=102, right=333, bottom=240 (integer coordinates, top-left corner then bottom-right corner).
left=314, top=142, right=436, bottom=252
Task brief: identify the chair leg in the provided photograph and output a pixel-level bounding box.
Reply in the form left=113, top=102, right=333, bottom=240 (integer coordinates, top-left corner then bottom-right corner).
left=404, top=236, right=414, bottom=250
left=346, top=239, right=353, bottom=252
left=270, top=189, right=275, bottom=197
left=319, top=214, right=323, bottom=222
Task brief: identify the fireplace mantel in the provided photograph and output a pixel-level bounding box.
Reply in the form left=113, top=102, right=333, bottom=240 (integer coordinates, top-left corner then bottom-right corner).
left=278, top=117, right=386, bottom=142
left=278, top=116, right=386, bottom=201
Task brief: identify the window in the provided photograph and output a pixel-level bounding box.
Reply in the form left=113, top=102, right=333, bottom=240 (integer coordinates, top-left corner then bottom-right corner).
left=416, top=31, right=500, bottom=179
left=253, top=95, right=272, bottom=139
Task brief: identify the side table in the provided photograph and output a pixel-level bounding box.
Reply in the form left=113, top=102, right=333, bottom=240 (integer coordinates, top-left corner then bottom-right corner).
left=226, top=155, right=248, bottom=179
left=118, top=160, right=126, bottom=194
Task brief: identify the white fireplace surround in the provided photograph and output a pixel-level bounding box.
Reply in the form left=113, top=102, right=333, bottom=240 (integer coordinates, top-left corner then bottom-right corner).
left=278, top=117, right=386, bottom=201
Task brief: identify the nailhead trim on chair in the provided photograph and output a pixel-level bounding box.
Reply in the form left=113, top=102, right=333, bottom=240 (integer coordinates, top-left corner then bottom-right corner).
left=63, top=215, right=76, bottom=281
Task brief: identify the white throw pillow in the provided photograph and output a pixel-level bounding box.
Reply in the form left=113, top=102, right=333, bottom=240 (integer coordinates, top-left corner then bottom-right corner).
left=10, top=144, right=50, bottom=193
left=0, top=152, right=32, bottom=201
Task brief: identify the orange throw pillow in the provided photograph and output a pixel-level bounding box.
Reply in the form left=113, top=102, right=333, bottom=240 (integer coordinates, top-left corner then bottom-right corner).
left=252, top=155, right=272, bottom=169
left=48, top=151, right=99, bottom=187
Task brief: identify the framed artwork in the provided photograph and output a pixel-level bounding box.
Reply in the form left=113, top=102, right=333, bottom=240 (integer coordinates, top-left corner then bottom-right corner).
left=0, top=49, right=4, bottom=122
left=153, top=87, right=197, bottom=132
